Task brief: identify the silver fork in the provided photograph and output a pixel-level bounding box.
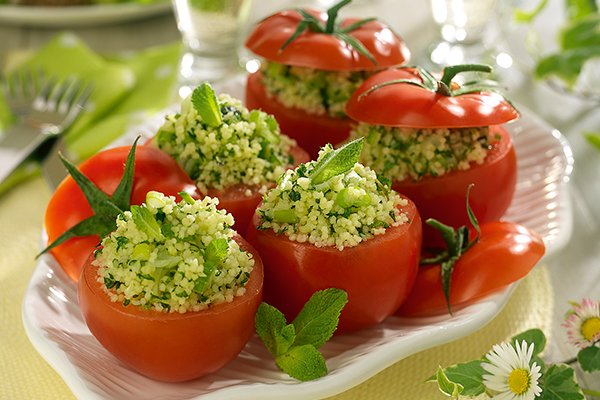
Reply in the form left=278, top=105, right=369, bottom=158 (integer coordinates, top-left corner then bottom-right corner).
left=0, top=74, right=93, bottom=187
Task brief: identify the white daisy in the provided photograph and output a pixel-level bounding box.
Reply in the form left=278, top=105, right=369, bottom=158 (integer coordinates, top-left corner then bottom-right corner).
left=481, top=340, right=542, bottom=400
left=562, top=298, right=600, bottom=349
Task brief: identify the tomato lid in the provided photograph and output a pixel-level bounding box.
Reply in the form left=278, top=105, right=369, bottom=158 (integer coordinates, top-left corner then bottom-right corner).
left=244, top=8, right=410, bottom=71
left=344, top=67, right=520, bottom=128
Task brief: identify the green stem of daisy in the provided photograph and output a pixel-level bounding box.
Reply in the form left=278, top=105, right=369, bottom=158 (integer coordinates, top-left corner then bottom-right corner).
left=563, top=356, right=578, bottom=365
left=582, top=388, right=600, bottom=397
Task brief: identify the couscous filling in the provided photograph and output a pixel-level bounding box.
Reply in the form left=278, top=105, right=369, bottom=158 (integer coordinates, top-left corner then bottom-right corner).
left=152, top=88, right=296, bottom=195
left=348, top=122, right=497, bottom=182
left=256, top=143, right=409, bottom=250
left=259, top=60, right=375, bottom=118
left=93, top=191, right=254, bottom=314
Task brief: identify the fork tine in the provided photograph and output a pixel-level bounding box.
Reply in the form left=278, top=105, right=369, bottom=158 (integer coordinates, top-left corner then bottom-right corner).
left=64, top=81, right=94, bottom=124
left=57, top=77, right=84, bottom=115
left=32, top=75, right=59, bottom=112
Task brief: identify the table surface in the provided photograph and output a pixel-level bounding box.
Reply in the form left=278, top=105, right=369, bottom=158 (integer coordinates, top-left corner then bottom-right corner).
left=1, top=0, right=599, bottom=397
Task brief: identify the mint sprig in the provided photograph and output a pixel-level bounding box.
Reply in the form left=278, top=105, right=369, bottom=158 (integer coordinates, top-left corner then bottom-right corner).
left=308, top=138, right=364, bottom=185
left=255, top=288, right=348, bottom=381
left=38, top=137, right=140, bottom=258
left=191, top=82, right=223, bottom=127
left=280, top=0, right=377, bottom=66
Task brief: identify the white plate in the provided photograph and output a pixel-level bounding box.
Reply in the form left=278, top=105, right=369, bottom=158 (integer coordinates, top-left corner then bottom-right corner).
left=0, top=1, right=171, bottom=28
left=22, top=105, right=574, bottom=400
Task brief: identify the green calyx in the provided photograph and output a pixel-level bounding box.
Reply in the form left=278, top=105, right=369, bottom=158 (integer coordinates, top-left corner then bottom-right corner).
left=38, top=137, right=139, bottom=258
left=420, top=184, right=481, bottom=315
left=281, top=0, right=378, bottom=66
left=359, top=64, right=506, bottom=98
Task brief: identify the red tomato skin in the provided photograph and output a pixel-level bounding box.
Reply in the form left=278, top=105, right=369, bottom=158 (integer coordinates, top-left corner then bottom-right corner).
left=246, top=71, right=353, bottom=159
left=245, top=196, right=422, bottom=334
left=45, top=145, right=202, bottom=283
left=245, top=10, right=410, bottom=71
left=207, top=144, right=311, bottom=234
left=78, top=234, right=263, bottom=382
left=345, top=68, right=520, bottom=128
left=392, top=125, right=517, bottom=249
left=396, top=221, right=545, bottom=316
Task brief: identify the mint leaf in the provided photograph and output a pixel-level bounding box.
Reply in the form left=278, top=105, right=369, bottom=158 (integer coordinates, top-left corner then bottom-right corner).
left=255, top=288, right=348, bottom=381
left=578, top=345, right=600, bottom=373
left=308, top=138, right=364, bottom=185
left=539, top=363, right=585, bottom=400
left=130, top=205, right=164, bottom=241
left=292, top=288, right=348, bottom=349
left=255, top=302, right=291, bottom=357
left=191, top=82, right=223, bottom=127
left=275, top=344, right=327, bottom=381
left=511, top=329, right=547, bottom=355
left=205, top=238, right=228, bottom=264
left=432, top=366, right=464, bottom=399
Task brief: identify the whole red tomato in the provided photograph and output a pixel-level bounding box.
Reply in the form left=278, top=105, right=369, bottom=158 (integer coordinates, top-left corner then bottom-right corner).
left=245, top=197, right=422, bottom=335
left=344, top=66, right=520, bottom=248
left=44, top=144, right=201, bottom=283
left=78, top=234, right=263, bottom=382
left=396, top=221, right=545, bottom=316
left=244, top=3, right=411, bottom=159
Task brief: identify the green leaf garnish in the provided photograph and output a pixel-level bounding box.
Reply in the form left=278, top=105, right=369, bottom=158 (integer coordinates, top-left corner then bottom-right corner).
left=578, top=345, right=600, bottom=373
left=37, top=136, right=141, bottom=258
left=420, top=184, right=480, bottom=315
left=191, top=82, right=223, bottom=127
left=427, top=360, right=486, bottom=397
left=205, top=238, right=229, bottom=264
left=431, top=366, right=464, bottom=399
left=280, top=0, right=378, bottom=66
left=255, top=288, right=348, bottom=381
left=131, top=205, right=164, bottom=242
left=308, top=138, right=364, bottom=185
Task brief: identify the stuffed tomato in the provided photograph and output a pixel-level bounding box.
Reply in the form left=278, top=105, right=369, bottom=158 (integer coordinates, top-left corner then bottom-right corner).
left=245, top=139, right=422, bottom=334
left=244, top=0, right=410, bottom=159
left=344, top=65, right=520, bottom=248
left=78, top=191, right=263, bottom=382
left=151, top=83, right=309, bottom=234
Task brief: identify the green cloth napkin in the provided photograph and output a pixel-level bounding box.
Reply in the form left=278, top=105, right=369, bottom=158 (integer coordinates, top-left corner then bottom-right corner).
left=0, top=31, right=181, bottom=194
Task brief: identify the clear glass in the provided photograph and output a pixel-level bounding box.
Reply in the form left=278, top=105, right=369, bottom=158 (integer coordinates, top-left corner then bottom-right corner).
left=171, top=0, right=253, bottom=94
left=428, top=0, right=499, bottom=66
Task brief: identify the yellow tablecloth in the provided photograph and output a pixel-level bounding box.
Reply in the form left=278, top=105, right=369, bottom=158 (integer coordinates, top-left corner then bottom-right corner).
left=0, top=176, right=554, bottom=400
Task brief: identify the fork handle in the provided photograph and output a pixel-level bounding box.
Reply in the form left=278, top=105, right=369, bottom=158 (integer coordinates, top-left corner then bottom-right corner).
left=0, top=125, right=51, bottom=185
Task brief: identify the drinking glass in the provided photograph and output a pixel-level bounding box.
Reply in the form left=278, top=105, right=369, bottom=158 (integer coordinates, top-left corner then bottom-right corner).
left=428, top=0, right=499, bottom=66
left=171, top=0, right=253, bottom=96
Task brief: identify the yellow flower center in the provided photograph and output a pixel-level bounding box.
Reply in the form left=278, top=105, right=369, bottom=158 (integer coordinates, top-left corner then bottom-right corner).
left=507, top=368, right=530, bottom=395
left=581, top=317, right=600, bottom=341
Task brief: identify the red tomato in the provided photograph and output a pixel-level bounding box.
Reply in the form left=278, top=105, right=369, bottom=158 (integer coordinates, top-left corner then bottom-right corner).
left=393, top=125, right=517, bottom=248
left=244, top=9, right=410, bottom=71
left=245, top=196, right=422, bottom=334
left=245, top=71, right=353, bottom=159
left=344, top=68, right=520, bottom=128
left=44, top=145, right=201, bottom=283
left=78, top=234, right=263, bottom=382
left=396, top=221, right=545, bottom=316
left=207, top=144, right=311, bottom=234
